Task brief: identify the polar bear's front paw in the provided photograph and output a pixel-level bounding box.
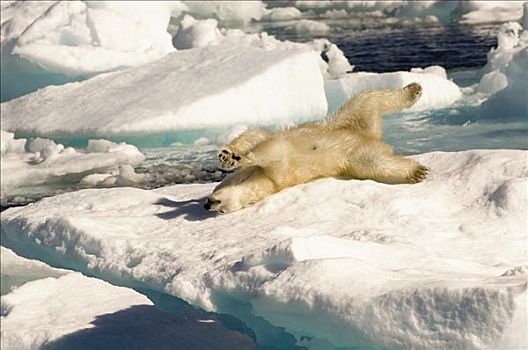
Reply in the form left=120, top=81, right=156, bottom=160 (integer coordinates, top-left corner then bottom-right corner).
left=403, top=82, right=423, bottom=107
left=218, top=148, right=242, bottom=169
left=408, top=164, right=429, bottom=184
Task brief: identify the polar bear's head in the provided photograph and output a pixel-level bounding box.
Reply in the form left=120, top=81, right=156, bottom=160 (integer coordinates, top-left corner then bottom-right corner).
left=205, top=166, right=277, bottom=213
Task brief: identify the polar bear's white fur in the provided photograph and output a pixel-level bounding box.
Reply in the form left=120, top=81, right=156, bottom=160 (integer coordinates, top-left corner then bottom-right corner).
left=206, top=83, right=428, bottom=213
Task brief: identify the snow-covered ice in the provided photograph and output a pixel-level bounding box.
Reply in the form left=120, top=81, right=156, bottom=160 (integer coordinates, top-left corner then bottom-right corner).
left=1, top=131, right=145, bottom=198
left=1, top=44, right=327, bottom=137
left=2, top=150, right=526, bottom=349
left=0, top=247, right=255, bottom=350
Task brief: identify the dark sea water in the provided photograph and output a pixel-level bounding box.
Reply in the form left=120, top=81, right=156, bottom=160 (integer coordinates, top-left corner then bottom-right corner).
left=264, top=22, right=498, bottom=72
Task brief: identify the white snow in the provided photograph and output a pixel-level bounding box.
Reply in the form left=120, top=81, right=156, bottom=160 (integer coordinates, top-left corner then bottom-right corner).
left=6, top=1, right=176, bottom=76
left=325, top=67, right=462, bottom=113
left=2, top=150, right=526, bottom=349
left=479, top=20, right=528, bottom=119
left=0, top=131, right=145, bottom=195
left=1, top=45, right=327, bottom=136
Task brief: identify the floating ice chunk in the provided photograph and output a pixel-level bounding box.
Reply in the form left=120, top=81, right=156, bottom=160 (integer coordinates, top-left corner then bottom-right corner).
left=478, top=70, right=508, bottom=95
left=325, top=67, right=462, bottom=113
left=525, top=2, right=528, bottom=30
left=0, top=253, right=255, bottom=350
left=216, top=125, right=248, bottom=145
left=290, top=0, right=523, bottom=25
left=0, top=247, right=68, bottom=295
left=0, top=130, right=25, bottom=154
left=79, top=173, right=113, bottom=187
left=262, top=7, right=302, bottom=22
left=481, top=48, right=528, bottom=119
left=114, top=164, right=148, bottom=186
left=0, top=1, right=54, bottom=41
left=457, top=1, right=524, bottom=25
left=182, top=0, right=266, bottom=24
left=319, top=9, right=350, bottom=19
left=288, top=19, right=330, bottom=34
left=171, top=15, right=351, bottom=79
left=1, top=45, right=327, bottom=136
left=479, top=21, right=528, bottom=119
left=193, top=137, right=211, bottom=146
left=307, top=38, right=354, bottom=79
left=173, top=15, right=223, bottom=49
left=0, top=247, right=150, bottom=348
left=2, top=150, right=526, bottom=349
left=410, top=65, right=447, bottom=79
left=8, top=1, right=176, bottom=76
left=293, top=0, right=401, bottom=13
left=0, top=132, right=145, bottom=195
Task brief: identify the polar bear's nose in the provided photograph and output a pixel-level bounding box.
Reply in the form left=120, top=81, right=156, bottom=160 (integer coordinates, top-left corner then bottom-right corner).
left=204, top=198, right=221, bottom=211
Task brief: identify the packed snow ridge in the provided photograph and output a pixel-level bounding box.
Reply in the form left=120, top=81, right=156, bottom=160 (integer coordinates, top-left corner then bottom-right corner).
left=2, top=150, right=527, bottom=350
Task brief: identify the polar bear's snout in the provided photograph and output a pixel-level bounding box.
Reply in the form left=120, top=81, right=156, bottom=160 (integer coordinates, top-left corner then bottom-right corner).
left=204, top=197, right=221, bottom=211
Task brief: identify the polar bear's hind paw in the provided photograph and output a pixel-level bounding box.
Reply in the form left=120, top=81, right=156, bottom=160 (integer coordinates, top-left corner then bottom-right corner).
left=408, top=164, right=429, bottom=184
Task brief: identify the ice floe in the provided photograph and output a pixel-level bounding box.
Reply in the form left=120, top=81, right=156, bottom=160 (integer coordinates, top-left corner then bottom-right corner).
left=480, top=19, right=528, bottom=120
left=290, top=0, right=524, bottom=25
left=0, top=131, right=145, bottom=200
left=2, top=149, right=526, bottom=349
left=3, top=1, right=175, bottom=76
left=1, top=44, right=327, bottom=136
left=325, top=66, right=462, bottom=112
left=288, top=19, right=330, bottom=34
left=0, top=247, right=255, bottom=350
left=181, top=0, right=266, bottom=24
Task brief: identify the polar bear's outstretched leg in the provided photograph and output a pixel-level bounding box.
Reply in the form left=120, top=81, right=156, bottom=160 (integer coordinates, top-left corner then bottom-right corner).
left=329, top=83, right=422, bottom=140
left=344, top=145, right=428, bottom=184
left=218, top=128, right=272, bottom=169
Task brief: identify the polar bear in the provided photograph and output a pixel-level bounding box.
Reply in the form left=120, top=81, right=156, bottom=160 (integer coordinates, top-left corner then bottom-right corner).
left=205, top=83, right=428, bottom=213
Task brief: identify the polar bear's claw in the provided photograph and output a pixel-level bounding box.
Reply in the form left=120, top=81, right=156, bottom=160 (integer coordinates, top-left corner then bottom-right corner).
left=218, top=148, right=241, bottom=169
left=408, top=165, right=429, bottom=184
